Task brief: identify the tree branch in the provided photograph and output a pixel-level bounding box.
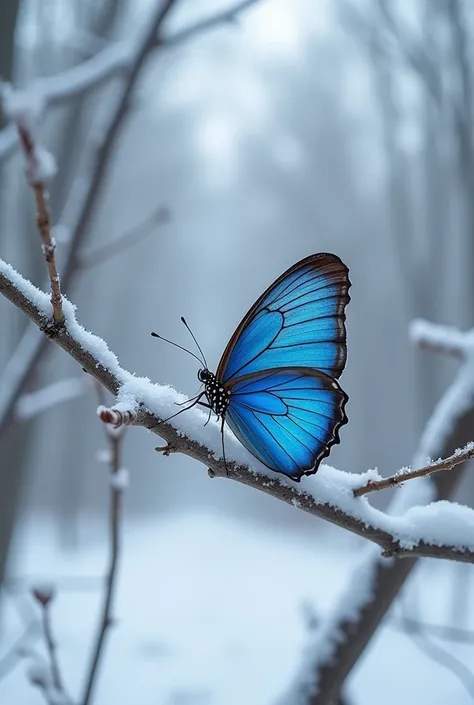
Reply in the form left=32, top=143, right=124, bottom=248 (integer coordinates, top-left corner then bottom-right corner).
left=354, top=442, right=474, bottom=496
left=2, top=260, right=474, bottom=565
left=82, top=408, right=127, bottom=705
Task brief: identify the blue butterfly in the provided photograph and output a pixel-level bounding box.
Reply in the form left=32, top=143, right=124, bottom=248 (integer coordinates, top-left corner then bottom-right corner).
left=154, top=253, right=350, bottom=481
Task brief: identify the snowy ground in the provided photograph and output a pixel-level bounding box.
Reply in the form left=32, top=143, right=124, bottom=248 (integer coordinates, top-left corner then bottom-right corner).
left=0, top=512, right=473, bottom=704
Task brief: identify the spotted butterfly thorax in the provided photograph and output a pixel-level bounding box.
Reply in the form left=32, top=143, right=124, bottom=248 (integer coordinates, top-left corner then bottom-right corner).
left=156, top=253, right=350, bottom=481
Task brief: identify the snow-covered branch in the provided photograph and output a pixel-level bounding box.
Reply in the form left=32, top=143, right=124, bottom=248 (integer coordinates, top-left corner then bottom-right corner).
left=1, top=259, right=474, bottom=565
left=354, top=442, right=474, bottom=496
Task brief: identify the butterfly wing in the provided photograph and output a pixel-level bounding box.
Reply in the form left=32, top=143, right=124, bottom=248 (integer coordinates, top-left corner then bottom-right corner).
left=216, top=253, right=350, bottom=384
left=225, top=368, right=348, bottom=481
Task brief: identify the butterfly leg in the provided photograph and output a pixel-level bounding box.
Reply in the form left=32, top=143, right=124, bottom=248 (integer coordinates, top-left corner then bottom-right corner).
left=220, top=415, right=229, bottom=477
left=159, top=392, right=206, bottom=425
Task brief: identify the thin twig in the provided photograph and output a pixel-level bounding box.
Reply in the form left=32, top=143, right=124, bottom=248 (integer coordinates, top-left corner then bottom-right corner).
left=16, top=122, right=64, bottom=324
left=401, top=584, right=474, bottom=700
left=394, top=615, right=474, bottom=645
left=82, top=400, right=126, bottom=705
left=40, top=603, right=64, bottom=694
left=163, top=0, right=264, bottom=47
left=0, top=621, right=41, bottom=681
left=354, top=443, right=474, bottom=497
left=78, top=206, right=169, bottom=269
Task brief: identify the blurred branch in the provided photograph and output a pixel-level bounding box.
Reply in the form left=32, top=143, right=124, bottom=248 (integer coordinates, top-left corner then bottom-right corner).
left=401, top=585, right=474, bottom=700
left=394, top=615, right=474, bottom=645
left=77, top=205, right=169, bottom=269
left=354, top=442, right=474, bottom=497
left=0, top=621, right=41, bottom=682
left=2, top=259, right=474, bottom=564
left=163, top=0, right=264, bottom=46
left=0, top=0, right=267, bottom=163
left=31, top=586, right=72, bottom=705
left=82, top=406, right=127, bottom=705
left=15, top=378, right=87, bottom=421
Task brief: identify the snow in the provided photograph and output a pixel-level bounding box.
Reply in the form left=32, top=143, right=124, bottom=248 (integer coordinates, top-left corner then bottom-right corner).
left=0, top=42, right=132, bottom=162
left=28, top=145, right=57, bottom=184
left=110, top=468, right=130, bottom=491
left=2, top=513, right=473, bottom=705
left=3, top=258, right=474, bottom=557
left=410, top=319, right=474, bottom=358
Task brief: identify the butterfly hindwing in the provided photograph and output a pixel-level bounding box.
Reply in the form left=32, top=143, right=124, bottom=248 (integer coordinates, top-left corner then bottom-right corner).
left=216, top=253, right=350, bottom=384
left=224, top=368, right=348, bottom=481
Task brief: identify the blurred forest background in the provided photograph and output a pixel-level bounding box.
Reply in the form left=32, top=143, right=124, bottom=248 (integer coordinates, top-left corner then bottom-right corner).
left=1, top=1, right=474, bottom=704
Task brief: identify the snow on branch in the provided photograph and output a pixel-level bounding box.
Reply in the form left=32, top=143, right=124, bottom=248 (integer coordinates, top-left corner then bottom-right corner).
left=15, top=378, right=86, bottom=421
left=1, top=259, right=474, bottom=565
left=410, top=318, right=472, bottom=360
left=354, top=442, right=474, bottom=496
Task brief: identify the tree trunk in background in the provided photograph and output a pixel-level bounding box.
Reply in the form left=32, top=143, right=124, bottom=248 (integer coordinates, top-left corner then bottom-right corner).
left=0, top=0, right=23, bottom=594
left=0, top=0, right=19, bottom=129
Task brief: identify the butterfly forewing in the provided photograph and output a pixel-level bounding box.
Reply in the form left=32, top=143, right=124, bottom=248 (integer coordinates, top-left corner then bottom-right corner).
left=216, top=253, right=350, bottom=384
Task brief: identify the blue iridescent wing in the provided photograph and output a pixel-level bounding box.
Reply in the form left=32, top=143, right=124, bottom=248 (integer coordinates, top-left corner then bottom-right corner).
left=216, top=253, right=350, bottom=384
left=225, top=368, right=348, bottom=480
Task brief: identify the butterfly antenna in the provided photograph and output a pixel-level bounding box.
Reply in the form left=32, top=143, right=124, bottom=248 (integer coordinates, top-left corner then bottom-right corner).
left=151, top=331, right=203, bottom=366
left=181, top=317, right=208, bottom=368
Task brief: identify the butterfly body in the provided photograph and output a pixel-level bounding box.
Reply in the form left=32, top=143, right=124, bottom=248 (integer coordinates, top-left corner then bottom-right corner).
left=193, top=253, right=351, bottom=482
left=197, top=367, right=231, bottom=418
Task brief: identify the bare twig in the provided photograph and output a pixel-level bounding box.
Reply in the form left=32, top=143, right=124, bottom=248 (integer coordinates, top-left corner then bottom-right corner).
left=32, top=586, right=70, bottom=702
left=394, top=615, right=474, bottom=645
left=77, top=206, right=169, bottom=269
left=354, top=443, right=474, bottom=496
left=82, top=398, right=127, bottom=705
left=16, top=122, right=63, bottom=324
left=2, top=262, right=474, bottom=565
left=401, top=586, right=474, bottom=700
left=41, top=605, right=64, bottom=694
left=163, top=0, right=264, bottom=47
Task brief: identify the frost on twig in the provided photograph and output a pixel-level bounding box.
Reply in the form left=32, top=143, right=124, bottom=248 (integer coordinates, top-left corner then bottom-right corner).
left=354, top=442, right=474, bottom=496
